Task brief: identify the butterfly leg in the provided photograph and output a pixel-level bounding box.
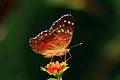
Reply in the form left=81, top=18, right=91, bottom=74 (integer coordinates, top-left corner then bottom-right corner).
left=64, top=52, right=67, bottom=61
left=59, top=56, right=62, bottom=61
left=66, top=52, right=72, bottom=61
left=50, top=56, right=54, bottom=62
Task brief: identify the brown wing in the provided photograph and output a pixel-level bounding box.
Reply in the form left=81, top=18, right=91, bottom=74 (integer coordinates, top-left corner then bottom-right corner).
left=29, top=14, right=74, bottom=58
left=29, top=30, right=60, bottom=53
left=50, top=14, right=74, bottom=48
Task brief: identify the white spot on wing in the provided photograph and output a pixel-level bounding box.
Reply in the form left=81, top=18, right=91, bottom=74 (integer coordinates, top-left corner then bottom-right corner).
left=57, top=30, right=61, bottom=33
left=61, top=29, right=64, bottom=32
left=55, top=20, right=58, bottom=23
left=44, top=30, right=47, bottom=32
left=68, top=21, right=71, bottom=24
left=52, top=23, right=55, bottom=26
left=72, top=23, right=74, bottom=25
left=65, top=31, right=67, bottom=34
left=61, top=16, right=63, bottom=18
left=45, top=33, right=47, bottom=36
left=67, top=30, right=69, bottom=33
left=58, top=18, right=61, bottom=21
left=70, top=32, right=72, bottom=35
left=40, top=31, right=43, bottom=34
left=64, top=20, right=66, bottom=23
left=49, top=32, right=51, bottom=35
left=59, top=25, right=62, bottom=27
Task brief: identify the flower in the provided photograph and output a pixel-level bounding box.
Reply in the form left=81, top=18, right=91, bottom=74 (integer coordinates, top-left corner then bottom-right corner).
left=41, top=61, right=69, bottom=79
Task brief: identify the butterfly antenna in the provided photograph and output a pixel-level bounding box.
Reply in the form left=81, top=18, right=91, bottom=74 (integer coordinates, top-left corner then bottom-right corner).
left=64, top=52, right=67, bottom=61
left=70, top=41, right=84, bottom=49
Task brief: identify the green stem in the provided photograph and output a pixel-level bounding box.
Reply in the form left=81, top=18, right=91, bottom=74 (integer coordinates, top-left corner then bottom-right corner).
left=58, top=76, right=62, bottom=80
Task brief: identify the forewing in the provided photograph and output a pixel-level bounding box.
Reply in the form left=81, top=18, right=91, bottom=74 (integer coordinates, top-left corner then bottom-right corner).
left=50, top=14, right=74, bottom=48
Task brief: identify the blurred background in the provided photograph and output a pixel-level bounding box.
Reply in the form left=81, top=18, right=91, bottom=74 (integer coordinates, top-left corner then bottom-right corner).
left=0, top=0, right=120, bottom=80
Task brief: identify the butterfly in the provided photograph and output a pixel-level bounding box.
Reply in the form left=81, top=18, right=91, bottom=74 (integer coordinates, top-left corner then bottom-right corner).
left=29, top=14, right=74, bottom=58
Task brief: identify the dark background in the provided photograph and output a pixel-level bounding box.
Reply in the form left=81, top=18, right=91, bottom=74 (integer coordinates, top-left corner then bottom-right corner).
left=0, top=0, right=120, bottom=80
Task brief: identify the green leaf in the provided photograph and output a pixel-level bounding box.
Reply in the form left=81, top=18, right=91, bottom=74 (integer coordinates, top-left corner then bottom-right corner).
left=47, top=78, right=57, bottom=80
left=62, top=67, right=69, bottom=72
left=40, top=67, right=47, bottom=71
left=40, top=67, right=54, bottom=75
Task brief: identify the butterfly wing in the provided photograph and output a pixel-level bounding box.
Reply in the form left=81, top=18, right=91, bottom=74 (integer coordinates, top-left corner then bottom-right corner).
left=29, top=14, right=74, bottom=58
left=50, top=14, right=74, bottom=49
left=30, top=30, right=61, bottom=53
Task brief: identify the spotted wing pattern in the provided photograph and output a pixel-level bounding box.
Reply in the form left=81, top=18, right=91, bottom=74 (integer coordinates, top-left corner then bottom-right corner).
left=29, top=14, right=74, bottom=58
